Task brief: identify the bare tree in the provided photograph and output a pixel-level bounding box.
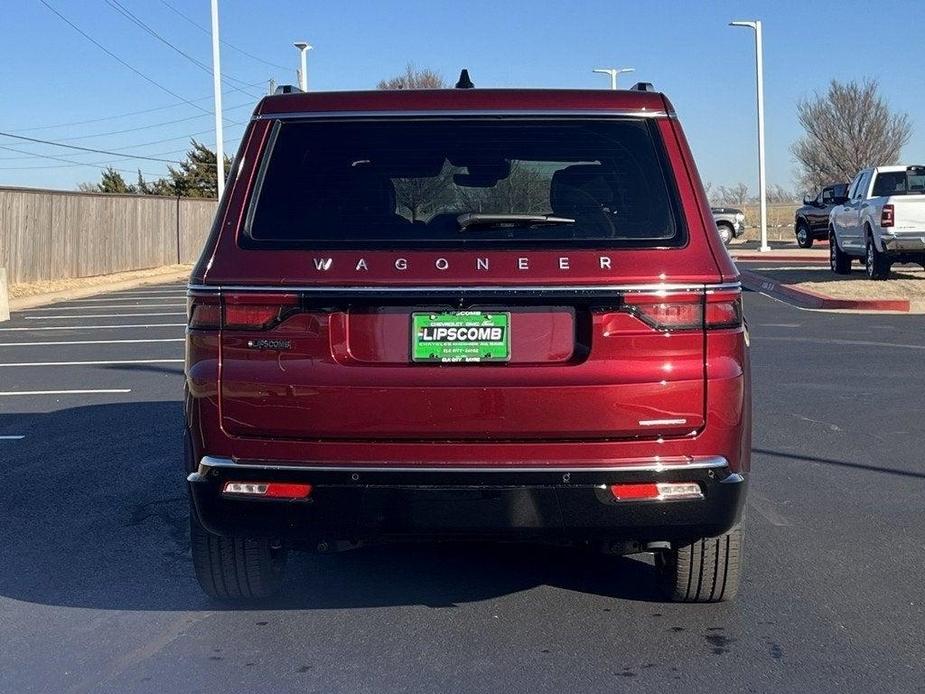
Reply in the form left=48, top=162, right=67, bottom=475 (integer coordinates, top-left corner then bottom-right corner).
left=791, top=79, right=912, bottom=191
left=716, top=183, right=750, bottom=206
left=377, top=64, right=445, bottom=90
left=766, top=184, right=797, bottom=204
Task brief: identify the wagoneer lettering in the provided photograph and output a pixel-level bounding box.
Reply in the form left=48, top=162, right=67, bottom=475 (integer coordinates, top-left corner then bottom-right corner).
left=186, top=85, right=749, bottom=604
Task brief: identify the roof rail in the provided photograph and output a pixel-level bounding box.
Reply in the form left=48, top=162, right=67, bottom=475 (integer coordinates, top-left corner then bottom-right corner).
left=274, top=84, right=303, bottom=95
left=630, top=82, right=655, bottom=92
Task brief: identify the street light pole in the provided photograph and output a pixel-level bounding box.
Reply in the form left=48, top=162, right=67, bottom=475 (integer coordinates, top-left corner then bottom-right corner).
left=592, top=67, right=635, bottom=90
left=730, top=20, right=769, bottom=252
left=294, top=41, right=312, bottom=91
left=210, top=0, right=225, bottom=199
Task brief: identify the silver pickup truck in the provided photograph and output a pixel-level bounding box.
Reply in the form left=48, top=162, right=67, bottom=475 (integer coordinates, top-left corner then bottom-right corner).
left=711, top=207, right=746, bottom=245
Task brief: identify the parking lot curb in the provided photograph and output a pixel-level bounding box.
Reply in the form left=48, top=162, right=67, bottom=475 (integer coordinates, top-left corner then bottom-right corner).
left=739, top=269, right=911, bottom=312
left=732, top=253, right=828, bottom=264
left=9, top=267, right=190, bottom=311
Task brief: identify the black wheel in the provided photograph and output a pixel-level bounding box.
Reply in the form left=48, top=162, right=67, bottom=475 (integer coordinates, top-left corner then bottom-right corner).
left=190, top=509, right=287, bottom=600
left=656, top=525, right=743, bottom=603
left=716, top=223, right=733, bottom=245
left=829, top=230, right=852, bottom=274
left=795, top=223, right=813, bottom=248
left=865, top=235, right=891, bottom=280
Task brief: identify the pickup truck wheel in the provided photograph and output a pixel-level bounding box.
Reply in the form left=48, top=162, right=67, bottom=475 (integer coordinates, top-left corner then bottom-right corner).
left=190, top=510, right=287, bottom=600
left=865, top=237, right=891, bottom=280
left=716, top=223, right=733, bottom=245
left=829, top=232, right=851, bottom=274
left=655, top=525, right=743, bottom=603
left=796, top=223, right=813, bottom=248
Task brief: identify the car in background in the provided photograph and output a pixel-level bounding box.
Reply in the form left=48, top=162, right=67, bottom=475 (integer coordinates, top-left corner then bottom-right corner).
left=185, top=83, right=750, bottom=604
left=794, top=183, right=848, bottom=248
left=711, top=207, right=746, bottom=245
left=829, top=165, right=925, bottom=279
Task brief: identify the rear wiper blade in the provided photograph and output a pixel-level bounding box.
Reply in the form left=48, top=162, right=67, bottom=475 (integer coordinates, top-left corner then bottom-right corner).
left=456, top=213, right=575, bottom=231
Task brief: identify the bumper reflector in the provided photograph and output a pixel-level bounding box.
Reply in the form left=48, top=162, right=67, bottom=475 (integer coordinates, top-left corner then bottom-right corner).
left=222, top=481, right=313, bottom=499
left=609, top=482, right=702, bottom=502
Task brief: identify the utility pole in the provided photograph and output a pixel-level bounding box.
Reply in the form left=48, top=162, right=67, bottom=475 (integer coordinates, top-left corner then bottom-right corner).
left=210, top=0, right=225, bottom=198
left=267, top=78, right=276, bottom=96
left=592, top=67, right=635, bottom=90
left=730, top=20, right=769, bottom=252
left=294, top=41, right=312, bottom=91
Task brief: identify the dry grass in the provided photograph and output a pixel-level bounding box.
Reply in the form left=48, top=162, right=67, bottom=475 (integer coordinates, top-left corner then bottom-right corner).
left=747, top=263, right=925, bottom=300
left=10, top=264, right=192, bottom=298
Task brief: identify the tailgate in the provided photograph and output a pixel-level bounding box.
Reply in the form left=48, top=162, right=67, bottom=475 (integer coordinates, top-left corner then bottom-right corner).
left=218, top=287, right=710, bottom=442
left=888, top=195, right=925, bottom=231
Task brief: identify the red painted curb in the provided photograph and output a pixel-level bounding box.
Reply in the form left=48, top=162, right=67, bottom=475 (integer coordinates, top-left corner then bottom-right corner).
left=739, top=269, right=910, bottom=312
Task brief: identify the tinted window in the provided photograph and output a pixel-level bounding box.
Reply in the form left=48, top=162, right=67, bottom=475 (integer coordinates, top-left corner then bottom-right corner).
left=872, top=169, right=925, bottom=197
left=821, top=187, right=834, bottom=204
left=245, top=118, right=683, bottom=249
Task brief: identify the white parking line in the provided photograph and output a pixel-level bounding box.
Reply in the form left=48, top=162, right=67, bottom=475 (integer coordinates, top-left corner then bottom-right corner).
left=0, top=323, right=185, bottom=332
left=27, top=303, right=185, bottom=312
left=0, top=435, right=25, bottom=440
left=64, top=295, right=187, bottom=302
left=0, top=359, right=183, bottom=367
left=0, top=338, right=185, bottom=347
left=0, top=389, right=133, bottom=396
left=24, top=312, right=186, bottom=320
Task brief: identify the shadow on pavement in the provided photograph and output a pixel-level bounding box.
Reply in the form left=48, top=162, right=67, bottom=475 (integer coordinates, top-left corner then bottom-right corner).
left=753, top=447, right=925, bottom=481
left=0, top=402, right=665, bottom=611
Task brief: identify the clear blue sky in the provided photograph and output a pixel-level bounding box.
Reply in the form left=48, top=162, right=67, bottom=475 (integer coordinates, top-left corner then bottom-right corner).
left=2, top=0, right=923, bottom=194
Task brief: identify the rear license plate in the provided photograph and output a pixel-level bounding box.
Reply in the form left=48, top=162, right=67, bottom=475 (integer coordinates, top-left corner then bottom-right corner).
left=411, top=311, right=510, bottom=363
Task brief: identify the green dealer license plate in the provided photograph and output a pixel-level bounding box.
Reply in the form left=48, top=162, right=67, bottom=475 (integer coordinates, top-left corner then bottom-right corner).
left=411, top=311, right=510, bottom=363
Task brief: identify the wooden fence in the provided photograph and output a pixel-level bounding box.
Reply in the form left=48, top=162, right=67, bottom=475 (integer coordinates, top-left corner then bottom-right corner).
left=0, top=186, right=218, bottom=284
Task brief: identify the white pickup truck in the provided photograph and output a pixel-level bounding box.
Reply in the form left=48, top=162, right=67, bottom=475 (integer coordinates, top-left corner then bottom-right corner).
left=829, top=165, right=925, bottom=279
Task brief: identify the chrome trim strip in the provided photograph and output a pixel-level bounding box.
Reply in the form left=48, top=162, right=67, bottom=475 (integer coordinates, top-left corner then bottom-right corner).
left=187, top=282, right=742, bottom=295
left=638, top=418, right=688, bottom=427
left=195, top=455, right=729, bottom=476
left=254, top=109, right=669, bottom=121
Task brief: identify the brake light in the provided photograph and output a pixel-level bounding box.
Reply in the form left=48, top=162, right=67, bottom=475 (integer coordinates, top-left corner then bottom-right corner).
left=881, top=204, right=894, bottom=228
left=705, top=289, right=743, bottom=329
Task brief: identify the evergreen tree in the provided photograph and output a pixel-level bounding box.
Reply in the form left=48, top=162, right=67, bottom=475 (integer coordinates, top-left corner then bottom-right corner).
left=97, top=167, right=133, bottom=193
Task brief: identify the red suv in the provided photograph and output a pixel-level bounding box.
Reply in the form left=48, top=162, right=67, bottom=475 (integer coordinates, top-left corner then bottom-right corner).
left=185, top=83, right=750, bottom=603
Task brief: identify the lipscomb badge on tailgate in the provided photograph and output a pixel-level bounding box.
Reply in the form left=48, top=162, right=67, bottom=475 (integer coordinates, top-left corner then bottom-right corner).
left=247, top=339, right=292, bottom=351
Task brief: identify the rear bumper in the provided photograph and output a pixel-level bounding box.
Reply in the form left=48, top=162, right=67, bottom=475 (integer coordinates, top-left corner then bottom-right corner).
left=188, top=455, right=746, bottom=544
left=881, top=233, right=925, bottom=252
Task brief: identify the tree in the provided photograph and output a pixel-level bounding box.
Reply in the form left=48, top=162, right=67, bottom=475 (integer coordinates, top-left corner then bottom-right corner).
left=94, top=167, right=133, bottom=193
left=152, top=140, right=231, bottom=198
left=456, top=162, right=550, bottom=214
left=393, top=163, right=457, bottom=221
left=716, top=183, right=750, bottom=206
left=791, top=79, right=912, bottom=191
left=377, top=64, right=445, bottom=90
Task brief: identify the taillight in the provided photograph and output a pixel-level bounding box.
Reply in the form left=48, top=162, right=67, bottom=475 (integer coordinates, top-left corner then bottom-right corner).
left=222, top=481, right=313, bottom=499
left=223, top=292, right=300, bottom=330
left=620, top=292, right=703, bottom=330
left=187, top=291, right=300, bottom=330
left=705, top=289, right=743, bottom=329
left=187, top=291, right=221, bottom=330
left=881, top=204, right=894, bottom=228
left=618, top=288, right=743, bottom=331
left=609, top=482, right=703, bottom=501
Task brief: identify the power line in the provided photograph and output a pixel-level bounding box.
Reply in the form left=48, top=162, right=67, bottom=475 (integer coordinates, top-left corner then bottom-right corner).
left=6, top=81, right=263, bottom=134
left=159, top=0, right=290, bottom=72
left=0, top=144, right=164, bottom=177
left=104, top=0, right=261, bottom=96
left=39, top=0, right=212, bottom=115
left=0, top=132, right=181, bottom=163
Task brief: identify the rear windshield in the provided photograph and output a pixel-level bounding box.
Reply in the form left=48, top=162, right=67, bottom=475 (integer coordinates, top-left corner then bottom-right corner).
left=872, top=168, right=925, bottom=197
left=244, top=118, right=684, bottom=249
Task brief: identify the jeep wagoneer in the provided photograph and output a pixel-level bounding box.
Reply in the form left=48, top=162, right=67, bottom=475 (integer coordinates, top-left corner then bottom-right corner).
left=185, top=82, right=750, bottom=603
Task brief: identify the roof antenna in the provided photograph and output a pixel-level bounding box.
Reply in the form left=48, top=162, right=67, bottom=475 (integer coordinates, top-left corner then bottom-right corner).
left=455, top=69, right=475, bottom=89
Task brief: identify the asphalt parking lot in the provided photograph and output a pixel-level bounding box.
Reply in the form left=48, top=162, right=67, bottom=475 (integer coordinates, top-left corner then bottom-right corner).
left=1, top=282, right=923, bottom=693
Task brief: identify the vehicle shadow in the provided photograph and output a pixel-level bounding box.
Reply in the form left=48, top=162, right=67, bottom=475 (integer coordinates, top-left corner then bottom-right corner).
left=0, top=401, right=664, bottom=611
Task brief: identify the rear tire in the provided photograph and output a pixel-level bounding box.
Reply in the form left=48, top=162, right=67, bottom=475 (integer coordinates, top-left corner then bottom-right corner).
left=190, top=510, right=287, bottom=600
left=829, top=230, right=852, bottom=274
left=865, top=235, right=891, bottom=280
left=796, top=223, right=813, bottom=248
left=656, top=525, right=743, bottom=603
